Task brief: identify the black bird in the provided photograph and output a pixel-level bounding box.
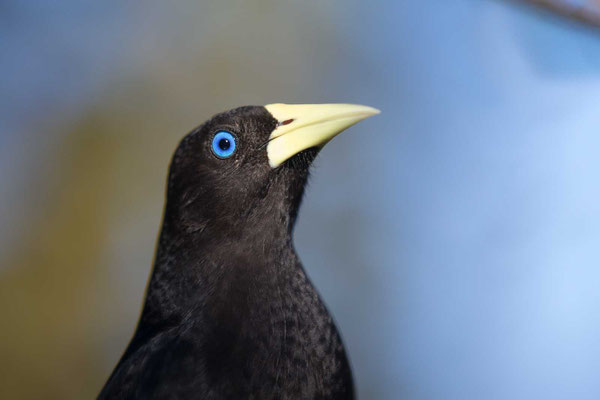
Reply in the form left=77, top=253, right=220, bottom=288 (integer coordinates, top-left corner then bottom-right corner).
left=98, top=103, right=379, bottom=399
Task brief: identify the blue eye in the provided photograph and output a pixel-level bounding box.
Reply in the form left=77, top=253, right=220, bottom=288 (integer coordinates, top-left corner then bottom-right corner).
left=211, top=131, right=236, bottom=158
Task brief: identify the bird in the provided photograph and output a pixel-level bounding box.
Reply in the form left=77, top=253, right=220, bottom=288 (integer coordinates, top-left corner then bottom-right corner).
left=98, top=103, right=379, bottom=400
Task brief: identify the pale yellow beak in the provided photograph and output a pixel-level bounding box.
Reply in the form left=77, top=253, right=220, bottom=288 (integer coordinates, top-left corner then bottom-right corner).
left=264, top=103, right=380, bottom=168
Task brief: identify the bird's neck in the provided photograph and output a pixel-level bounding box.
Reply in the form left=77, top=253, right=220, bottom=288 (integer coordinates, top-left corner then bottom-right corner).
left=133, top=166, right=312, bottom=346
left=137, top=199, right=302, bottom=334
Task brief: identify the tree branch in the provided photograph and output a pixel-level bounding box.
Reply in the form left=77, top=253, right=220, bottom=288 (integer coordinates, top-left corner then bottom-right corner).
left=509, top=0, right=600, bottom=32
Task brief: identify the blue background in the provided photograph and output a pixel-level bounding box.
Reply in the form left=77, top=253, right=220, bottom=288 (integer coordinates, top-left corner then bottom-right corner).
left=2, top=1, right=600, bottom=399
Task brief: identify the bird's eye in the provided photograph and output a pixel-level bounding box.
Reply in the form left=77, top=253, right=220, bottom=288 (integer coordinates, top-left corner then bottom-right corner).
left=211, top=131, right=236, bottom=159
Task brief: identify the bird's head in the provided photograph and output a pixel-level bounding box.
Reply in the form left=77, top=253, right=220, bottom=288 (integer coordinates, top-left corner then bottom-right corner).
left=164, top=103, right=379, bottom=240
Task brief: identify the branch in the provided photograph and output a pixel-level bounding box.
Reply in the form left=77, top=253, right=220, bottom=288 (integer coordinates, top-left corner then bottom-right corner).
left=509, top=0, right=600, bottom=32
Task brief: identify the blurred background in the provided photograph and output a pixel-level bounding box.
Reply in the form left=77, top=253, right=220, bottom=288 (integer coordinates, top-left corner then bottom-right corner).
left=2, top=0, right=600, bottom=399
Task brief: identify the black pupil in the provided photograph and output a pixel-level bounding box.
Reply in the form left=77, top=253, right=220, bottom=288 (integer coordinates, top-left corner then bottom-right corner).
left=218, top=138, right=230, bottom=151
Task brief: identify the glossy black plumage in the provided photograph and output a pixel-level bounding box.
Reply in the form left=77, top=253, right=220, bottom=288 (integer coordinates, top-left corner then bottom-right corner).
left=98, top=106, right=354, bottom=399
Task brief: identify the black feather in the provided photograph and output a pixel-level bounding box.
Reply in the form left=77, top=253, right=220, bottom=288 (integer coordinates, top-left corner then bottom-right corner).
left=98, top=106, right=354, bottom=400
